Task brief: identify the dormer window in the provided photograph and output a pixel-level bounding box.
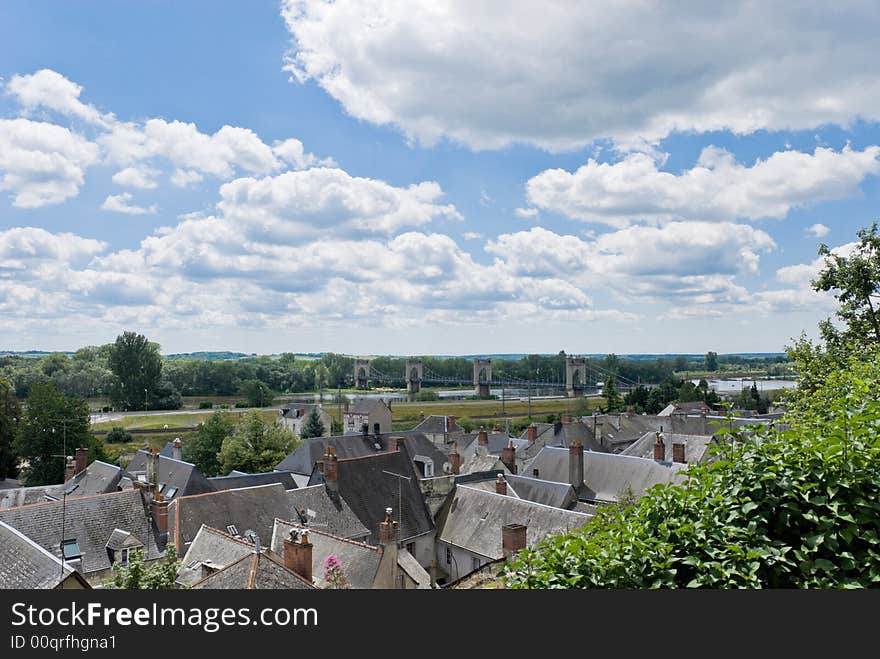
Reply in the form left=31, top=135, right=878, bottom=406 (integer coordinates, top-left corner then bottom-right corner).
left=164, top=486, right=178, bottom=499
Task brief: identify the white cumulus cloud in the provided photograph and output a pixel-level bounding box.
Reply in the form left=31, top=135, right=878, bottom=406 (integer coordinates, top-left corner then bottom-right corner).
left=101, top=192, right=157, bottom=215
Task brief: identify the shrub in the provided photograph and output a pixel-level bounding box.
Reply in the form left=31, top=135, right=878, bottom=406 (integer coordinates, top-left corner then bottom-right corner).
left=105, top=426, right=133, bottom=444
left=198, top=400, right=213, bottom=409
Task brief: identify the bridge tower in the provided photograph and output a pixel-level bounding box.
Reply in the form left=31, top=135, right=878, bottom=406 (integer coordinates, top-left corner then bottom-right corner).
left=405, top=359, right=423, bottom=397
left=354, top=358, right=371, bottom=389
left=565, top=356, right=587, bottom=398
left=473, top=358, right=492, bottom=398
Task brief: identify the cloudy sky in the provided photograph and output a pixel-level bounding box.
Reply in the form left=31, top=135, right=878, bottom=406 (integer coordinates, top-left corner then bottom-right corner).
left=2, top=1, right=879, bottom=355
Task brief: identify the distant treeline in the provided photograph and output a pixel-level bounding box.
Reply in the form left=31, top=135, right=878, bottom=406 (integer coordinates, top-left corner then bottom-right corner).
left=0, top=345, right=790, bottom=402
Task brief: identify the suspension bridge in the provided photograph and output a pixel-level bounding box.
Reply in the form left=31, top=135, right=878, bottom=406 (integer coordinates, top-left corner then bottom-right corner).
left=351, top=356, right=642, bottom=398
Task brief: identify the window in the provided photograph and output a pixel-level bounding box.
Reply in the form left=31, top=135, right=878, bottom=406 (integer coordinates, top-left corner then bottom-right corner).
left=406, top=542, right=415, bottom=556
left=164, top=486, right=178, bottom=499
left=118, top=548, right=130, bottom=566
left=445, top=547, right=452, bottom=565
left=472, top=557, right=481, bottom=572
left=227, top=524, right=239, bottom=536
left=157, top=482, right=166, bottom=493
left=186, top=560, right=200, bottom=569
left=61, top=539, right=81, bottom=560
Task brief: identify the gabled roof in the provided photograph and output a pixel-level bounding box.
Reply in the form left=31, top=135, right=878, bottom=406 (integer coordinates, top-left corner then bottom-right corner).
left=436, top=486, right=592, bottom=560
left=0, top=460, right=124, bottom=510
left=505, top=475, right=578, bottom=509
left=0, top=521, right=89, bottom=589
left=208, top=471, right=298, bottom=492
left=125, top=451, right=213, bottom=499
left=346, top=398, right=389, bottom=415
left=275, top=431, right=448, bottom=478
left=0, top=489, right=163, bottom=575
left=169, top=483, right=295, bottom=552
left=105, top=528, right=143, bottom=551
left=281, top=403, right=327, bottom=419
left=412, top=415, right=463, bottom=435
left=285, top=485, right=369, bottom=539
left=622, top=431, right=717, bottom=463
left=191, top=550, right=315, bottom=589
left=270, top=519, right=380, bottom=589
left=310, top=446, right=434, bottom=544
left=456, top=431, right=525, bottom=456
left=177, top=525, right=255, bottom=587
left=524, top=446, right=687, bottom=503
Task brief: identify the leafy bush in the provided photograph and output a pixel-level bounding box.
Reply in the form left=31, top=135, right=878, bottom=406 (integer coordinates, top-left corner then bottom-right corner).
left=504, top=350, right=880, bottom=589
left=414, top=390, right=439, bottom=401
left=198, top=400, right=213, bottom=409
left=105, top=426, right=133, bottom=444
left=234, top=400, right=249, bottom=408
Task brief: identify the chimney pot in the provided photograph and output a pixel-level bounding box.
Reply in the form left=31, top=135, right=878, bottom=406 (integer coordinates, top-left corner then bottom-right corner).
left=379, top=507, right=399, bottom=545
left=449, top=441, right=461, bottom=475
left=64, top=456, right=76, bottom=483
left=172, top=437, right=182, bottom=461
left=501, top=440, right=517, bottom=475
left=654, top=432, right=666, bottom=462
left=323, top=446, right=339, bottom=491
left=568, top=439, right=584, bottom=489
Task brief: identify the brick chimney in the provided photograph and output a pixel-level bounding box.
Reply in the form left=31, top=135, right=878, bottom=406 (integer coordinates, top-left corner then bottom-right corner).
left=447, top=415, right=456, bottom=430
left=387, top=436, right=398, bottom=452
left=495, top=473, right=507, bottom=495
left=172, top=438, right=182, bottom=461
left=449, top=441, right=461, bottom=475
left=478, top=427, right=488, bottom=446
left=653, top=432, right=666, bottom=462
left=150, top=493, right=169, bottom=541
left=323, top=446, right=338, bottom=492
left=568, top=439, right=584, bottom=489
left=561, top=413, right=573, bottom=424
left=283, top=529, right=313, bottom=583
left=64, top=456, right=76, bottom=483
left=378, top=507, right=399, bottom=545
left=672, top=442, right=686, bottom=464
left=527, top=424, right=537, bottom=445
left=75, top=447, right=88, bottom=476
left=501, top=440, right=517, bottom=474
left=502, top=523, right=527, bottom=560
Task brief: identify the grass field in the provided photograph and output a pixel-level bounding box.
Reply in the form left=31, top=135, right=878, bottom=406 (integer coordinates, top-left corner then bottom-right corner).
left=91, top=409, right=279, bottom=431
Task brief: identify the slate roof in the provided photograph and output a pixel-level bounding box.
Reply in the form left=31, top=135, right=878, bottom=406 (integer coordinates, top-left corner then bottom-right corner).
left=0, top=460, right=124, bottom=510
left=208, top=471, right=298, bottom=492
left=459, top=451, right=506, bottom=476
left=504, top=475, right=578, bottom=509
left=348, top=398, right=387, bottom=415
left=105, top=528, right=143, bottom=551
left=436, top=486, right=592, bottom=560
left=412, top=415, right=463, bottom=435
left=125, top=451, right=214, bottom=500
left=275, top=431, right=448, bottom=478
left=271, top=519, right=380, bottom=589
left=285, top=485, right=369, bottom=539
left=191, top=550, right=315, bottom=589
left=309, top=445, right=434, bottom=544
left=0, top=489, right=163, bottom=576
left=524, top=446, right=687, bottom=503
left=456, top=431, right=526, bottom=456
left=169, top=483, right=296, bottom=554
left=281, top=403, right=325, bottom=419
left=177, top=525, right=255, bottom=587
left=622, top=431, right=717, bottom=463
left=0, top=521, right=88, bottom=589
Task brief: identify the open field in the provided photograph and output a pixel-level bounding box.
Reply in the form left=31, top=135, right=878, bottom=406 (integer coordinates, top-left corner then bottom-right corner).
left=91, top=409, right=279, bottom=431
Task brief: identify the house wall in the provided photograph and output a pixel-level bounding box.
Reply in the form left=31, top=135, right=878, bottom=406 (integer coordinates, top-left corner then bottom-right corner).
left=403, top=531, right=435, bottom=571
left=435, top=540, right=492, bottom=584
left=419, top=475, right=455, bottom=520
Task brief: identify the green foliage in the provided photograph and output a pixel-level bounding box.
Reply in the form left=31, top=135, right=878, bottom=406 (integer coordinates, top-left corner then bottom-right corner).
left=601, top=376, right=624, bottom=413
left=0, top=378, right=20, bottom=479
left=300, top=407, right=326, bottom=439
left=240, top=379, right=274, bottom=407
left=182, top=411, right=234, bottom=477
left=108, top=331, right=171, bottom=411
left=14, top=382, right=103, bottom=486
left=504, top=350, right=880, bottom=589
left=198, top=400, right=213, bottom=409
left=457, top=417, right=475, bottom=433
left=705, top=351, right=719, bottom=372
left=106, top=545, right=184, bottom=589
left=414, top=390, right=439, bottom=401
left=813, top=222, right=880, bottom=353
left=218, top=410, right=298, bottom=474
left=105, top=426, right=133, bottom=444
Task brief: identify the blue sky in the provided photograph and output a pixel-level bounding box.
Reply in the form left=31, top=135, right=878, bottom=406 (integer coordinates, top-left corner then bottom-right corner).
left=1, top=1, right=879, bottom=355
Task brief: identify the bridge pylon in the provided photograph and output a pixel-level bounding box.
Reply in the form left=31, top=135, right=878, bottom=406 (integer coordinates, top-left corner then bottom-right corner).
left=473, top=358, right=492, bottom=398
left=565, top=356, right=587, bottom=398
left=354, top=358, right=371, bottom=389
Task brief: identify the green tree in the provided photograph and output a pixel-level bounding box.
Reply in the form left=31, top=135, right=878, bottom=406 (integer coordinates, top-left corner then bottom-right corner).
left=240, top=379, right=274, bottom=407
left=14, top=382, right=101, bottom=486
left=182, top=411, right=234, bottom=477
left=300, top=407, right=326, bottom=439
left=0, top=378, right=21, bottom=480
left=107, top=545, right=183, bottom=589
left=813, top=222, right=880, bottom=353
left=108, top=331, right=164, bottom=411
left=704, top=351, right=718, bottom=372
left=105, top=426, right=133, bottom=444
left=218, top=410, right=297, bottom=474
left=601, top=376, right=624, bottom=413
